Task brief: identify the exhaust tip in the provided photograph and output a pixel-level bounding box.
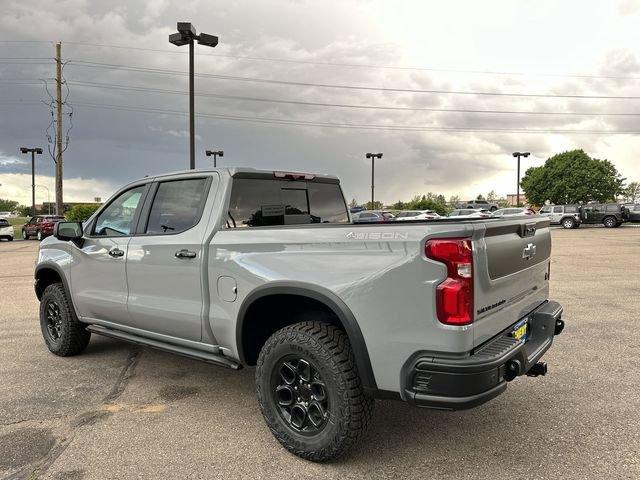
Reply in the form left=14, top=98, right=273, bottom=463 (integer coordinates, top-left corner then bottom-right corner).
left=504, top=359, right=522, bottom=381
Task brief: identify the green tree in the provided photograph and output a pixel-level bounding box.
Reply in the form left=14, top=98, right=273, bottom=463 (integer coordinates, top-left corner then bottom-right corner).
left=16, top=205, right=32, bottom=217
left=348, top=198, right=358, bottom=208
left=521, top=149, right=624, bottom=205
left=66, top=204, right=101, bottom=222
left=622, top=181, right=640, bottom=203
left=0, top=198, right=19, bottom=212
left=364, top=200, right=383, bottom=210
left=390, top=200, right=407, bottom=210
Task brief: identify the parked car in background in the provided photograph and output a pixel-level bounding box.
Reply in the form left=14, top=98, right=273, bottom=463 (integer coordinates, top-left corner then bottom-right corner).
left=394, top=210, right=440, bottom=221
left=580, top=203, right=628, bottom=228
left=625, top=204, right=640, bottom=223
left=459, top=200, right=499, bottom=211
left=0, top=218, right=14, bottom=241
left=349, top=206, right=365, bottom=214
left=538, top=205, right=582, bottom=229
left=22, top=215, right=65, bottom=240
left=491, top=207, right=536, bottom=217
left=448, top=208, right=491, bottom=218
left=351, top=210, right=395, bottom=223
left=0, top=211, right=16, bottom=218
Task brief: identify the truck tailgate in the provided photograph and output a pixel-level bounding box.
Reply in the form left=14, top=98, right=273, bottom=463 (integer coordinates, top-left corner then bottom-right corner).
left=473, top=217, right=551, bottom=347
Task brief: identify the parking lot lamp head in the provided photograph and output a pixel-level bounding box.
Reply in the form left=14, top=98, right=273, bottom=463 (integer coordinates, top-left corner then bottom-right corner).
left=169, top=22, right=219, bottom=171
left=365, top=152, right=384, bottom=207
left=19, top=147, right=43, bottom=217
left=512, top=151, right=531, bottom=207
left=205, top=149, right=224, bottom=167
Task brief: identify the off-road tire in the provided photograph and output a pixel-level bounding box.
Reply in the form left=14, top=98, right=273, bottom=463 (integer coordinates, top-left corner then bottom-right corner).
left=256, top=321, right=374, bottom=462
left=603, top=216, right=616, bottom=228
left=39, top=283, right=91, bottom=356
left=22, top=229, right=29, bottom=240
left=561, top=217, right=575, bottom=229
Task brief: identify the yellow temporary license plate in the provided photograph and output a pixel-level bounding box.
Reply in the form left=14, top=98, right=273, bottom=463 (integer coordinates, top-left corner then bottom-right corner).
left=511, top=319, right=529, bottom=342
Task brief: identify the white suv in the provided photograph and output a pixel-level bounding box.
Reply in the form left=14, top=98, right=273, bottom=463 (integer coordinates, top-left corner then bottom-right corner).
left=0, top=218, right=14, bottom=241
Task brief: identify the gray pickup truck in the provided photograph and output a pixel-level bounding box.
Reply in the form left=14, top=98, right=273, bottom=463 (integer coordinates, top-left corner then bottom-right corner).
left=34, top=168, right=565, bottom=461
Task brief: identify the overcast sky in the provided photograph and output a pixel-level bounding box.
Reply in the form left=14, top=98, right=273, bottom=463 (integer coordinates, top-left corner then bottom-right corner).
left=1, top=0, right=639, bottom=206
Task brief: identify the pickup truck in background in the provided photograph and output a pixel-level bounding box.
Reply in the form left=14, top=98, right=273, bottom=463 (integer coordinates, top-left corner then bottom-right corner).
left=34, top=168, right=565, bottom=462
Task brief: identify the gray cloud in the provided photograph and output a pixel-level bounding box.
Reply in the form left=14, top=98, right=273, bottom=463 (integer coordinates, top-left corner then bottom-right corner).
left=1, top=0, right=639, bottom=206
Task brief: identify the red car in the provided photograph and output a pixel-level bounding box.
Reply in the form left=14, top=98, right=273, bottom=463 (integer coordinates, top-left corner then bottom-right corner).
left=22, top=215, right=65, bottom=241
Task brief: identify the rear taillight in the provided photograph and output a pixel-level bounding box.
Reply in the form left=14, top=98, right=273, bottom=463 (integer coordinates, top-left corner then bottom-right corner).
left=425, top=238, right=473, bottom=326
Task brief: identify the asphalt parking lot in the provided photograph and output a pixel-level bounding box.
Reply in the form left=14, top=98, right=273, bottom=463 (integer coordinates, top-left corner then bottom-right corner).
left=1, top=226, right=639, bottom=480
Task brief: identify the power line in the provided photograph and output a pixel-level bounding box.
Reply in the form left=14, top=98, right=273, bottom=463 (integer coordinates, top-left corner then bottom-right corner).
left=65, top=59, right=640, bottom=100
left=59, top=40, right=640, bottom=81
left=61, top=100, right=640, bottom=134
left=65, top=79, right=640, bottom=116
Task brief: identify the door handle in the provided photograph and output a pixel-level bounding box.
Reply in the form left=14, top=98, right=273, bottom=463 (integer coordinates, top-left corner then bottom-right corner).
left=108, top=248, right=124, bottom=258
left=175, top=249, right=197, bottom=259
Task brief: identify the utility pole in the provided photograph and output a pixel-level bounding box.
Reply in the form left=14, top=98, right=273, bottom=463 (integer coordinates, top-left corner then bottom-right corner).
left=55, top=42, right=63, bottom=215
left=365, top=153, right=383, bottom=208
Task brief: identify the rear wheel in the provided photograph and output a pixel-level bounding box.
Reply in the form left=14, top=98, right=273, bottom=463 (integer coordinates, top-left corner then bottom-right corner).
left=39, top=283, right=91, bottom=356
left=256, top=321, right=373, bottom=462
left=603, top=216, right=616, bottom=228
left=37, top=230, right=43, bottom=241
left=561, top=217, right=575, bottom=229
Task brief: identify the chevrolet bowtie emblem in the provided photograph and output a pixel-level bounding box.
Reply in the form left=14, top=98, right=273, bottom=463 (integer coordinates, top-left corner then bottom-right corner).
left=522, top=243, right=537, bottom=260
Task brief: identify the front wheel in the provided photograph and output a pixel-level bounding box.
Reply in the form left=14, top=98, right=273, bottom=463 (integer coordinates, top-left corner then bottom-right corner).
left=562, top=217, right=575, bottom=229
left=37, top=230, right=43, bottom=241
left=256, top=321, right=373, bottom=462
left=22, top=229, right=29, bottom=240
left=39, top=283, right=91, bottom=356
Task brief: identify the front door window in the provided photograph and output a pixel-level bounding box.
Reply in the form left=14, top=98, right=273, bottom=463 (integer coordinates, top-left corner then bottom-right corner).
left=93, top=186, right=146, bottom=236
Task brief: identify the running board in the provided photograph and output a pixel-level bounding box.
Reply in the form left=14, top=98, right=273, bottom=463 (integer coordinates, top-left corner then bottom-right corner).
left=86, top=325, right=242, bottom=370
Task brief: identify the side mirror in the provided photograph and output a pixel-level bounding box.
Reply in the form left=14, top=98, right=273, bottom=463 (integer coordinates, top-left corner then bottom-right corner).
left=54, top=221, right=83, bottom=241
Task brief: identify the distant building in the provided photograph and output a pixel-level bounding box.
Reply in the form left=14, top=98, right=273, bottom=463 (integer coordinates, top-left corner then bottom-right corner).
left=505, top=194, right=529, bottom=206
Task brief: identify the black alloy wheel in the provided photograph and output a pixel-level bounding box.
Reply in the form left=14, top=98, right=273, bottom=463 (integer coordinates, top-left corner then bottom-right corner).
left=273, top=357, right=329, bottom=434
left=45, top=300, right=63, bottom=341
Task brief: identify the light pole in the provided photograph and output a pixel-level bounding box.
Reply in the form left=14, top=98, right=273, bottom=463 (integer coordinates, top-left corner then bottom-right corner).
left=365, top=153, right=383, bottom=208
left=512, top=151, right=530, bottom=207
left=20, top=147, right=43, bottom=217
left=169, top=22, right=219, bottom=170
left=36, top=185, right=51, bottom=214
left=205, top=149, right=223, bottom=167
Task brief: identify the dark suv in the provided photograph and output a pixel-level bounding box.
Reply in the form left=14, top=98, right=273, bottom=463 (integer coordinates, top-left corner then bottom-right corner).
left=22, top=215, right=65, bottom=241
left=581, top=203, right=628, bottom=228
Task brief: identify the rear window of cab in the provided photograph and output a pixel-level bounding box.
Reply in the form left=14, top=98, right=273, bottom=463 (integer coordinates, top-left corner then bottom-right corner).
left=227, top=178, right=349, bottom=228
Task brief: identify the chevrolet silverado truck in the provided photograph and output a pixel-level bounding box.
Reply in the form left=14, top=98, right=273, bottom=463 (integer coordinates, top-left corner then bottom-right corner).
left=34, top=168, right=565, bottom=462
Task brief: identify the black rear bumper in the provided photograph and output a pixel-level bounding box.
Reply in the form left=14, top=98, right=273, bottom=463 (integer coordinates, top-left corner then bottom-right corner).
left=402, top=300, right=564, bottom=410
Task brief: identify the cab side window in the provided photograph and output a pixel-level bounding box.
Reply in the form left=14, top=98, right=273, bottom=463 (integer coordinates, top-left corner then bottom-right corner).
left=553, top=206, right=563, bottom=213
left=539, top=206, right=551, bottom=213
left=145, top=178, right=209, bottom=235
left=93, top=185, right=146, bottom=237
